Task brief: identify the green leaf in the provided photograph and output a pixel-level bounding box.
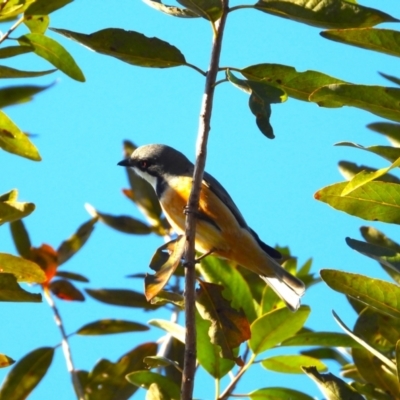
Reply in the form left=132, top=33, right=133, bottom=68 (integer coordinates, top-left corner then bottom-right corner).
left=176, top=0, right=221, bottom=21
left=146, top=383, right=170, bottom=400
left=142, top=0, right=200, bottom=17
left=321, top=269, right=400, bottom=319
left=262, top=355, right=327, bottom=374
left=336, top=141, right=400, bottom=164
left=321, top=28, right=400, bottom=58
left=302, top=366, right=364, bottom=400
left=52, top=27, right=186, bottom=68
left=85, top=288, right=158, bottom=310
left=0, top=0, right=35, bottom=20
left=300, top=348, right=349, bottom=366
left=249, top=387, right=314, bottom=400
left=314, top=181, right=400, bottom=224
left=25, top=0, right=73, bottom=15
left=380, top=72, right=400, bottom=87
left=148, top=319, right=185, bottom=343
left=396, top=340, right=400, bottom=385
left=199, top=255, right=258, bottom=322
left=0, top=354, right=15, bottom=368
left=0, top=83, right=52, bottom=108
left=145, top=236, right=185, bottom=301
left=196, top=280, right=250, bottom=365
left=144, top=356, right=182, bottom=372
left=310, top=84, right=400, bottom=122
left=24, top=15, right=49, bottom=34
left=50, top=279, right=85, bottom=301
left=55, top=271, right=89, bottom=282
left=367, top=122, right=400, bottom=147
left=77, top=319, right=148, bottom=335
left=0, top=273, right=42, bottom=302
left=255, top=0, right=398, bottom=29
left=249, top=306, right=310, bottom=355
left=0, top=65, right=55, bottom=78
left=241, top=63, right=345, bottom=102
left=126, top=371, right=180, bottom=399
left=18, top=33, right=85, bottom=82
left=0, top=347, right=54, bottom=400
left=281, top=331, right=361, bottom=348
left=0, top=46, right=33, bottom=59
left=57, top=217, right=97, bottom=265
left=150, top=290, right=184, bottom=309
left=338, top=161, right=400, bottom=184
left=0, top=111, right=41, bottom=160
left=10, top=219, right=31, bottom=258
left=0, top=253, right=45, bottom=283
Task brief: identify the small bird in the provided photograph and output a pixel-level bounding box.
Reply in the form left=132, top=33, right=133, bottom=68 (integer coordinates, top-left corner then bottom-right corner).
left=118, top=144, right=305, bottom=311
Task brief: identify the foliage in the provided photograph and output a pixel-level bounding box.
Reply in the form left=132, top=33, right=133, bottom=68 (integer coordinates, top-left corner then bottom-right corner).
left=1, top=0, right=400, bottom=399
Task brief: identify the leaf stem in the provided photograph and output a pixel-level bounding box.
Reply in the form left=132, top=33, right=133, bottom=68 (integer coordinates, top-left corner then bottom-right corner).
left=229, top=4, right=255, bottom=13
left=43, top=288, right=85, bottom=400
left=180, top=1, right=230, bottom=399
left=215, top=377, right=221, bottom=399
left=0, top=15, right=24, bottom=45
left=186, top=62, right=207, bottom=76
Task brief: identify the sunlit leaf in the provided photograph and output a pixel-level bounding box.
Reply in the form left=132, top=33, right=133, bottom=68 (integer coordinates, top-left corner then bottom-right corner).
left=10, top=219, right=31, bottom=258
left=52, top=28, right=186, bottom=68
left=25, top=0, right=73, bottom=15
left=249, top=387, right=314, bottom=400
left=0, top=273, right=41, bottom=302
left=77, top=319, right=148, bottom=335
left=144, top=356, right=182, bottom=372
left=176, top=0, right=221, bottom=21
left=146, top=383, right=169, bottom=400
left=302, top=366, right=364, bottom=400
left=0, top=83, right=52, bottom=109
left=255, top=0, right=398, bottom=29
left=300, top=348, right=349, bottom=366
left=0, top=190, right=34, bottom=226
left=310, top=84, right=400, bottom=122
left=18, top=33, right=85, bottom=82
left=143, top=0, right=200, bottom=17
left=0, top=347, right=54, bottom=399
left=0, top=65, right=55, bottom=78
left=50, top=279, right=85, bottom=301
left=335, top=141, right=400, bottom=163
left=249, top=306, right=310, bottom=355
left=281, top=331, right=360, bottom=348
left=367, top=122, right=400, bottom=147
left=321, top=28, right=400, bottom=58
left=148, top=319, right=185, bottom=343
left=338, top=161, right=400, bottom=184
left=262, top=355, right=327, bottom=374
left=24, top=15, right=49, bottom=34
left=0, top=46, right=33, bottom=59
left=150, top=290, right=184, bottom=309
left=0, top=354, right=15, bottom=368
left=315, top=181, right=400, bottom=224
left=0, top=0, right=35, bottom=20
left=0, top=253, right=45, bottom=283
left=0, top=111, right=41, bottom=160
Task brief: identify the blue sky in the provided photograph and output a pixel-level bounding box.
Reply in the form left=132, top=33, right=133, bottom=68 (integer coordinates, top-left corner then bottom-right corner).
left=1, top=0, right=400, bottom=398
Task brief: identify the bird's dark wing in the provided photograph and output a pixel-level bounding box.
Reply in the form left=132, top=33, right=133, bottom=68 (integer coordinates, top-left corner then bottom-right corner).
left=203, top=171, right=282, bottom=260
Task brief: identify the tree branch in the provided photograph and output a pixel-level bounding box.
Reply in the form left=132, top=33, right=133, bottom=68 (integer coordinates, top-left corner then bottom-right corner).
left=180, top=2, right=230, bottom=399
left=0, top=16, right=24, bottom=45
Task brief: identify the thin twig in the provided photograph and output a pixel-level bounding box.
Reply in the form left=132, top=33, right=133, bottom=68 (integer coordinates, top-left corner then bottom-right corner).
left=186, top=62, right=208, bottom=76
left=43, top=288, right=85, bottom=400
left=180, top=2, right=230, bottom=399
left=0, top=15, right=24, bottom=45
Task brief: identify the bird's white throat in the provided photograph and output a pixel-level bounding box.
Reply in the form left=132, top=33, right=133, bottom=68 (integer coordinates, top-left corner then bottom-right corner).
left=132, top=167, right=158, bottom=191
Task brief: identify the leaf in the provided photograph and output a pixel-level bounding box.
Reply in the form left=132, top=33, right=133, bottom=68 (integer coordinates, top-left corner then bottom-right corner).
left=195, top=280, right=250, bottom=365
left=0, top=354, right=15, bottom=368
left=321, top=269, right=400, bottom=319
left=0, top=190, right=35, bottom=226
left=335, top=141, right=400, bottom=163
left=150, top=290, right=184, bottom=309
left=0, top=253, right=45, bottom=283
left=0, top=65, right=55, bottom=78
left=57, top=217, right=97, bottom=265
left=10, top=219, right=31, bottom=258
left=380, top=72, right=400, bottom=87
left=0, top=0, right=35, bottom=20
left=148, top=319, right=185, bottom=343
left=85, top=288, right=158, bottom=310
left=18, top=33, right=85, bottom=82
left=226, top=69, right=287, bottom=139
left=0, top=83, right=52, bottom=109
left=262, top=355, right=327, bottom=374
left=0, top=46, right=33, bottom=59
left=338, top=161, right=400, bottom=184
left=249, top=387, right=314, bottom=400
left=367, top=122, right=400, bottom=147
left=314, top=181, right=400, bottom=224
left=241, top=63, right=345, bottom=102
left=255, top=0, right=398, bottom=29
left=144, top=356, right=182, bottom=372
left=281, top=331, right=361, bottom=348
left=162, top=338, right=184, bottom=386
left=396, top=340, right=400, bottom=384
left=126, top=371, right=180, bottom=399
left=142, top=0, right=200, bottom=18
left=83, top=342, right=157, bottom=400
left=0, top=347, right=54, bottom=400
left=249, top=305, right=310, bottom=355
left=24, top=15, right=49, bottom=34
left=199, top=255, right=258, bottom=322
left=341, top=156, right=400, bottom=196
left=310, top=84, right=400, bottom=122
left=176, top=0, right=221, bottom=21
left=145, top=236, right=185, bottom=301
left=55, top=271, right=89, bottom=282
left=29, top=244, right=58, bottom=282
left=321, top=28, right=400, bottom=58
left=50, top=279, right=85, bottom=301
left=52, top=28, right=186, bottom=68
left=77, top=319, right=148, bottom=335
left=146, top=383, right=170, bottom=400
left=302, top=366, right=364, bottom=400
left=25, top=0, right=73, bottom=15
left=300, top=348, right=349, bottom=366
left=0, top=273, right=42, bottom=302
left=0, top=112, right=41, bottom=160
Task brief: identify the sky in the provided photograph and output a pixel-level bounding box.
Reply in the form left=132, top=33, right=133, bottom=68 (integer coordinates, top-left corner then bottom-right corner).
left=1, top=0, right=400, bottom=399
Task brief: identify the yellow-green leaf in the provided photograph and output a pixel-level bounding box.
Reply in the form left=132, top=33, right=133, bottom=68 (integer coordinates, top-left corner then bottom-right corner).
left=367, top=122, right=400, bottom=146
left=0, top=273, right=42, bottom=302
left=148, top=319, right=185, bottom=343
left=10, top=219, right=31, bottom=258
left=143, top=0, right=200, bottom=18
left=0, top=46, right=33, bottom=59
left=0, top=0, right=35, bottom=20
left=0, top=83, right=51, bottom=108
left=25, top=0, right=73, bottom=15
left=0, top=65, right=55, bottom=78
left=0, top=189, right=35, bottom=225
left=262, top=355, right=327, bottom=374
left=281, top=331, right=361, bottom=348
left=249, top=387, right=314, bottom=400
left=176, top=0, right=221, bottom=21
left=0, top=253, right=45, bottom=283
left=77, top=319, right=148, bottom=335
left=24, top=15, right=49, bottom=34
left=338, top=161, right=400, bottom=184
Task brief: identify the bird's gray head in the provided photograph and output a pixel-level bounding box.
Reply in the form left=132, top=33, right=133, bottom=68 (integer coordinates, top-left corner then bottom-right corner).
left=118, top=144, right=193, bottom=192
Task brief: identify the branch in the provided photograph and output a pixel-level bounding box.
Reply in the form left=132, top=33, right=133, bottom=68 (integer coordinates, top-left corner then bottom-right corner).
left=0, top=16, right=24, bottom=45
left=43, top=288, right=85, bottom=400
left=180, top=2, right=230, bottom=399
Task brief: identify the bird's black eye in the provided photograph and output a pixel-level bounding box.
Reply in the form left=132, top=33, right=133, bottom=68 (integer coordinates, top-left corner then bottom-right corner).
left=139, top=160, right=150, bottom=169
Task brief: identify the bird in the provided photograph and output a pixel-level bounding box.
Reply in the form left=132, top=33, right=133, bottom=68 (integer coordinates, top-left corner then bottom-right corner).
left=118, top=144, right=305, bottom=311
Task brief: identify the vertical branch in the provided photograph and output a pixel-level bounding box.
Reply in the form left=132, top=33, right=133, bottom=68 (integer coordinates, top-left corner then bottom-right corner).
left=181, top=1, right=230, bottom=399
left=43, top=288, right=85, bottom=400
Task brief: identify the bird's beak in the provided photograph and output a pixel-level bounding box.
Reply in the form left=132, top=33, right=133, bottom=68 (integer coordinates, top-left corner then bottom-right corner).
left=117, top=158, right=132, bottom=167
